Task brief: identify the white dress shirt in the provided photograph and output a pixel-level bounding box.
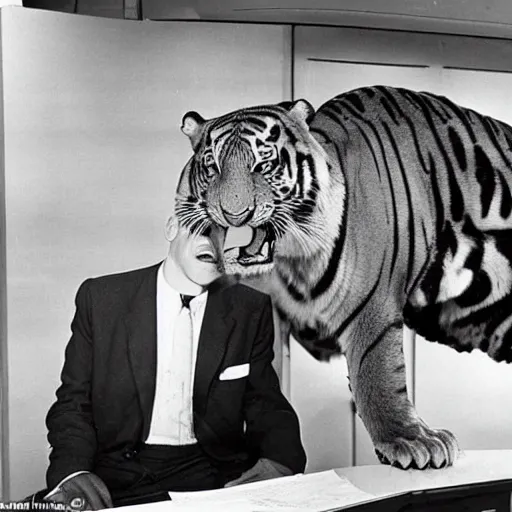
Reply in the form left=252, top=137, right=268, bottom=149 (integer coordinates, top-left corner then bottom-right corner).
left=145, top=263, right=208, bottom=445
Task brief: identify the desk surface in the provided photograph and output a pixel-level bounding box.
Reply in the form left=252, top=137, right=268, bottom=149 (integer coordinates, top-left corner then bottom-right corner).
left=114, top=450, right=512, bottom=511
left=336, top=449, right=512, bottom=497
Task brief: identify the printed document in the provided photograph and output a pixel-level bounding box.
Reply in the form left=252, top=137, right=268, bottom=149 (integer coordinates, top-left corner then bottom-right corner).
left=166, top=469, right=379, bottom=511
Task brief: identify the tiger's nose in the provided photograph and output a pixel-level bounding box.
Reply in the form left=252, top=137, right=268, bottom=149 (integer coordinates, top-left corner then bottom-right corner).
left=223, top=206, right=254, bottom=227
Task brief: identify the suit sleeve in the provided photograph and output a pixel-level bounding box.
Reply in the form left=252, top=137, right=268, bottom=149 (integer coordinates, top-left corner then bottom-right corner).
left=46, top=279, right=97, bottom=490
left=243, top=295, right=307, bottom=474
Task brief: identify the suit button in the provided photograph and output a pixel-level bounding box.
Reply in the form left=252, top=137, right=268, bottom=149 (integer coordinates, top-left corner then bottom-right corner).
left=123, top=449, right=135, bottom=460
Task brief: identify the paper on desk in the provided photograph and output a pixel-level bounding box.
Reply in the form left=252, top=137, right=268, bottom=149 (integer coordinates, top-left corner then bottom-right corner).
left=167, top=469, right=378, bottom=511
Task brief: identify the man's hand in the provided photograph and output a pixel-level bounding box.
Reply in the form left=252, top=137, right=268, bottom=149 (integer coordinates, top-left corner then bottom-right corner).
left=45, top=473, right=113, bottom=510
left=224, top=458, right=294, bottom=487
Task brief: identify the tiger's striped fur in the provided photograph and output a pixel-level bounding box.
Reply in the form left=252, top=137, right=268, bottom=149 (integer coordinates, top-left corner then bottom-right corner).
left=176, top=85, right=512, bottom=470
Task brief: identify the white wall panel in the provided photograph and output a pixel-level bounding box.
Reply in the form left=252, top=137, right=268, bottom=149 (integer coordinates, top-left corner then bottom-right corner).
left=1, top=6, right=290, bottom=499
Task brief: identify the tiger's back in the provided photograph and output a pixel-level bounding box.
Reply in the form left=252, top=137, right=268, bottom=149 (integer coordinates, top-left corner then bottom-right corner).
left=320, top=86, right=512, bottom=232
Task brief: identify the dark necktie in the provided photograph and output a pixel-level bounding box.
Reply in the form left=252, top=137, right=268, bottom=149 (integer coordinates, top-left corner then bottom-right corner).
left=174, top=293, right=195, bottom=442
left=180, top=294, right=194, bottom=309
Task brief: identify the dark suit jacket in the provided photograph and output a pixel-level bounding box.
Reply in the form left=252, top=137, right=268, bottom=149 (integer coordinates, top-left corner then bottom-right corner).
left=46, top=263, right=306, bottom=491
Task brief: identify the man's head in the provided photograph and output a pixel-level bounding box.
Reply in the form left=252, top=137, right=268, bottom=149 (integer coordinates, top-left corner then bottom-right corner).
left=165, top=214, right=222, bottom=288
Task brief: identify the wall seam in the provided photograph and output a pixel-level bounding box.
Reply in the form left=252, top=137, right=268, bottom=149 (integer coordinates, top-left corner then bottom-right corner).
left=0, top=7, right=10, bottom=502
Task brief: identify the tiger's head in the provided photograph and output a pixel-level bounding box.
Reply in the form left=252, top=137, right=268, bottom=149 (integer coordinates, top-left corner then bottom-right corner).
left=175, top=100, right=341, bottom=276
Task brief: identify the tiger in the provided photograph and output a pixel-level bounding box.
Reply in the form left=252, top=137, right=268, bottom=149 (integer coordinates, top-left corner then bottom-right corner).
left=174, top=85, right=512, bottom=470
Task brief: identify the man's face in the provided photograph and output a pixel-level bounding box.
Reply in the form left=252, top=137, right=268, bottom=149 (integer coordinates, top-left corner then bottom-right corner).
left=173, top=227, right=222, bottom=286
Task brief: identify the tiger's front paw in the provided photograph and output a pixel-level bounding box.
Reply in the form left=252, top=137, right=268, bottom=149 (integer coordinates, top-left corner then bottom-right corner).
left=374, top=425, right=459, bottom=470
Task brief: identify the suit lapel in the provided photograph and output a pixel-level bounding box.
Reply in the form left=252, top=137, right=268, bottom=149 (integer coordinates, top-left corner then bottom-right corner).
left=124, top=263, right=160, bottom=439
left=193, top=275, right=238, bottom=416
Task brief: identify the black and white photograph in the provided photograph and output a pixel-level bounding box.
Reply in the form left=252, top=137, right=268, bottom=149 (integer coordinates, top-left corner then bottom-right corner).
left=1, top=1, right=512, bottom=510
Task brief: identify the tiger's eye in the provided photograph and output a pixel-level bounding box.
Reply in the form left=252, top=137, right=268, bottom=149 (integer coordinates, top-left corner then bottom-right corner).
left=258, top=144, right=275, bottom=160
left=263, top=162, right=274, bottom=173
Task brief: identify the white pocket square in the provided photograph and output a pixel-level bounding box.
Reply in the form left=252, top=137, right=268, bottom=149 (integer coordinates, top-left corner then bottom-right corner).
left=219, top=363, right=250, bottom=381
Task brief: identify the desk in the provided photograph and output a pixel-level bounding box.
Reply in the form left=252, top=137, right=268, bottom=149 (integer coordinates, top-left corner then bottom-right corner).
left=337, top=450, right=512, bottom=495
left=117, top=450, right=512, bottom=510
left=337, top=450, right=512, bottom=509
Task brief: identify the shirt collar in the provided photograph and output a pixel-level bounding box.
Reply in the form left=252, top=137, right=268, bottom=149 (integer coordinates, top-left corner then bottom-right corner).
left=157, top=262, right=208, bottom=312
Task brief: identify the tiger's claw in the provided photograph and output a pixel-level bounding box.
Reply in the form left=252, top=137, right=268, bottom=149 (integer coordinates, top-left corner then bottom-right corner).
left=374, top=426, right=459, bottom=470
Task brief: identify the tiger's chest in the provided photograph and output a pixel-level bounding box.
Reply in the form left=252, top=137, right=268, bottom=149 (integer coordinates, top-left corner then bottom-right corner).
left=273, top=284, right=329, bottom=333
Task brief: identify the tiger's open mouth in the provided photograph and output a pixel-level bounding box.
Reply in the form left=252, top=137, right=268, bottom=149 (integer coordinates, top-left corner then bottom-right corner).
left=208, top=224, right=276, bottom=270
left=237, top=225, right=276, bottom=266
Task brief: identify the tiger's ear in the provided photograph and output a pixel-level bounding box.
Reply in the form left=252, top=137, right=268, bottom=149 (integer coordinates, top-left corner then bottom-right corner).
left=279, top=99, right=315, bottom=125
left=181, top=111, right=206, bottom=149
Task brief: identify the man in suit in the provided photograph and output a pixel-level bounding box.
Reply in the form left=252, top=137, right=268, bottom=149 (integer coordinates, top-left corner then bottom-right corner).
left=44, top=214, right=306, bottom=509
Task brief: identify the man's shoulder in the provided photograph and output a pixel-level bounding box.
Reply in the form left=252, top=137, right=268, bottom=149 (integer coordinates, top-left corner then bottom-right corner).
left=82, top=262, right=161, bottom=294
left=225, top=279, right=272, bottom=307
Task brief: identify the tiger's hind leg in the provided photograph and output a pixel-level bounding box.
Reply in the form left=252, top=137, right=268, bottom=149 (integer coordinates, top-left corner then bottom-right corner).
left=346, top=318, right=459, bottom=469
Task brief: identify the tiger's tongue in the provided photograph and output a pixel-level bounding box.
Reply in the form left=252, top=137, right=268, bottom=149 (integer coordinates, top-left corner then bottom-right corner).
left=242, top=226, right=267, bottom=257
left=208, top=225, right=227, bottom=273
